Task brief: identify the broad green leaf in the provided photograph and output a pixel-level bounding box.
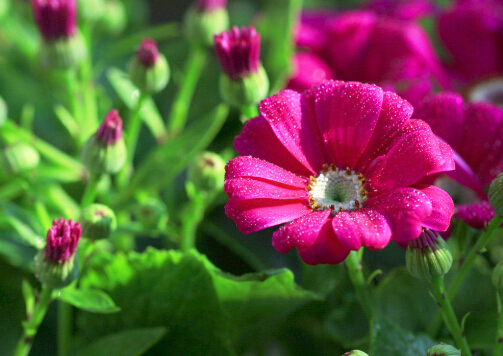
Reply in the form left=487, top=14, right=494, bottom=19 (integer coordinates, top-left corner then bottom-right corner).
left=375, top=267, right=437, bottom=332
left=75, top=327, right=168, bottom=356
left=257, top=0, right=303, bottom=92
left=0, top=235, right=36, bottom=271
left=56, top=288, right=120, bottom=314
left=370, top=317, right=436, bottom=356
left=106, top=67, right=167, bottom=140
left=2, top=202, right=44, bottom=248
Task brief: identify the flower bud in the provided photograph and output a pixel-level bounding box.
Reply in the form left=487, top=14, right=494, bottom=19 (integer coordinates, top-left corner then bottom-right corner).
left=132, top=198, right=168, bottom=230
left=80, top=204, right=117, bottom=240
left=489, top=173, right=503, bottom=216
left=34, top=218, right=82, bottom=288
left=98, top=0, right=127, bottom=35
left=493, top=261, right=503, bottom=291
left=81, top=110, right=127, bottom=174
left=342, top=351, right=369, bottom=356
left=406, top=229, right=453, bottom=280
left=128, top=38, right=170, bottom=94
left=426, top=343, right=460, bottom=356
left=0, top=142, right=40, bottom=176
left=38, top=31, right=87, bottom=70
left=77, top=0, right=105, bottom=23
left=184, top=0, right=229, bottom=48
left=214, top=26, right=269, bottom=107
left=187, top=151, right=225, bottom=195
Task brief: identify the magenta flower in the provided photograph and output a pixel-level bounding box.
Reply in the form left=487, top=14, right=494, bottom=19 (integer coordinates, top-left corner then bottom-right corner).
left=366, top=0, right=436, bottom=20
left=44, top=218, right=82, bottom=264
left=289, top=10, right=448, bottom=103
left=136, top=38, right=159, bottom=68
left=96, top=109, right=123, bottom=145
left=32, top=0, right=76, bottom=41
left=286, top=53, right=334, bottom=93
left=437, top=0, right=503, bottom=83
left=413, top=92, right=503, bottom=228
left=224, top=80, right=455, bottom=265
left=196, top=0, right=227, bottom=12
left=214, top=26, right=261, bottom=80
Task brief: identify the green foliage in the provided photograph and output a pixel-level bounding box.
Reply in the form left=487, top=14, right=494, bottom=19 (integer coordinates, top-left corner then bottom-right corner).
left=57, top=288, right=121, bottom=314
left=77, top=248, right=318, bottom=355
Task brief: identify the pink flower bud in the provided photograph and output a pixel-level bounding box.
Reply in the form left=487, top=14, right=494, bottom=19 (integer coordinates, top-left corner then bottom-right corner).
left=196, top=0, right=227, bottom=12
left=32, top=0, right=76, bottom=41
left=45, top=218, right=81, bottom=264
left=137, top=38, right=158, bottom=68
left=96, top=109, right=123, bottom=145
left=214, top=26, right=261, bottom=80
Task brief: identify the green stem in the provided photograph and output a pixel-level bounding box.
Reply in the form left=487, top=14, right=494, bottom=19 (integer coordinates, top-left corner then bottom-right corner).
left=116, top=92, right=148, bottom=189
left=57, top=300, right=71, bottom=356
left=79, top=24, right=98, bottom=142
left=0, top=121, right=86, bottom=176
left=63, top=69, right=82, bottom=141
left=81, top=174, right=101, bottom=207
left=240, top=104, right=259, bottom=123
left=494, top=292, right=503, bottom=356
left=428, top=216, right=503, bottom=337
left=345, top=250, right=373, bottom=321
left=167, top=46, right=207, bottom=138
left=430, top=276, right=472, bottom=356
left=14, top=285, right=53, bottom=356
left=180, top=194, right=206, bottom=252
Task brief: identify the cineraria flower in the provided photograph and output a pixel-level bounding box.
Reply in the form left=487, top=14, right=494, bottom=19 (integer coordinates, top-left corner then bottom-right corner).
left=32, top=0, right=76, bottom=41
left=225, top=80, right=455, bottom=265
left=437, top=0, right=503, bottom=84
left=413, top=92, right=503, bottom=228
left=289, top=10, right=449, bottom=105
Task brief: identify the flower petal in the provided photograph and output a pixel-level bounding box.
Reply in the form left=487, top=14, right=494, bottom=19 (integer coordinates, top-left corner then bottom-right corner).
left=272, top=209, right=332, bottom=253
left=225, top=198, right=311, bottom=234
left=224, top=177, right=309, bottom=201
left=234, top=115, right=313, bottom=177
left=225, top=156, right=307, bottom=189
left=455, top=201, right=495, bottom=230
left=365, top=187, right=433, bottom=243
left=314, top=81, right=384, bottom=168
left=415, top=185, right=454, bottom=232
left=365, top=119, right=454, bottom=190
left=332, top=209, right=392, bottom=251
left=258, top=89, right=327, bottom=174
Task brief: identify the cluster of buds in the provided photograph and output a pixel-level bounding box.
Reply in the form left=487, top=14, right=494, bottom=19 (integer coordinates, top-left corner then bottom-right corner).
left=32, top=0, right=86, bottom=69
left=184, top=0, right=229, bottom=48
left=129, top=38, right=170, bottom=94
left=214, top=26, right=269, bottom=107
left=35, top=218, right=82, bottom=288
left=406, top=229, right=453, bottom=280
left=81, top=110, right=126, bottom=175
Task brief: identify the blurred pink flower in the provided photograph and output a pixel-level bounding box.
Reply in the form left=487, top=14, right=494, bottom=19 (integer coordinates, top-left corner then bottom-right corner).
left=289, top=10, right=448, bottom=104
left=32, top=0, right=76, bottom=40
left=414, top=92, right=503, bottom=228
left=366, top=0, right=436, bottom=20
left=437, top=0, right=503, bottom=83
left=225, top=80, right=454, bottom=265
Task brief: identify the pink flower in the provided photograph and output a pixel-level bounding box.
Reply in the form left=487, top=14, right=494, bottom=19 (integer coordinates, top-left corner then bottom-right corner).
left=32, top=0, right=76, bottom=41
left=286, top=53, right=334, bottom=93
left=288, top=10, right=448, bottom=102
left=366, top=0, right=436, bottom=20
left=413, top=92, right=503, bottom=228
left=224, top=80, right=454, bottom=265
left=214, top=26, right=261, bottom=80
left=196, top=0, right=227, bottom=12
left=437, top=0, right=503, bottom=83
left=45, top=218, right=81, bottom=264
left=136, top=38, right=159, bottom=68
left=96, top=109, right=123, bottom=145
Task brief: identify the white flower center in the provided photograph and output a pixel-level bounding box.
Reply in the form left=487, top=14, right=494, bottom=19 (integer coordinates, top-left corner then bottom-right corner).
left=468, top=77, right=503, bottom=108
left=308, top=164, right=367, bottom=216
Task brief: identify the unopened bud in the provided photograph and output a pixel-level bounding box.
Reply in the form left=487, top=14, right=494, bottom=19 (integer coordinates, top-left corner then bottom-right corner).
left=77, top=0, right=105, bottom=23
left=98, top=0, right=127, bottom=35
left=184, top=0, right=229, bottom=48
left=80, top=204, right=117, bottom=240
left=426, top=343, right=460, bottom=356
left=406, top=229, right=453, bottom=280
left=38, top=31, right=87, bottom=70
left=187, top=151, right=225, bottom=195
left=34, top=218, right=82, bottom=288
left=489, top=173, right=503, bottom=216
left=0, top=142, right=40, bottom=176
left=129, top=38, right=170, bottom=94
left=132, top=198, right=168, bottom=230
left=342, top=351, right=369, bottom=356
left=81, top=110, right=127, bottom=174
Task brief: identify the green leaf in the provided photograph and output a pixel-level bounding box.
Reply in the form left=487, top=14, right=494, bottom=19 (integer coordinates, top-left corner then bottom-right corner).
left=375, top=267, right=437, bottom=332
left=257, top=0, right=303, bottom=92
left=75, top=327, right=168, bottom=356
left=56, top=288, right=121, bottom=314
left=370, top=317, right=436, bottom=356
left=0, top=234, right=37, bottom=271
left=1, top=202, right=44, bottom=248
left=106, top=67, right=167, bottom=141
left=54, top=105, right=79, bottom=141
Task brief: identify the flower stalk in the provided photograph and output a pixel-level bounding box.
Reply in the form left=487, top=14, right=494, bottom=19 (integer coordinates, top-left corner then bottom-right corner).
left=345, top=250, right=373, bottom=321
